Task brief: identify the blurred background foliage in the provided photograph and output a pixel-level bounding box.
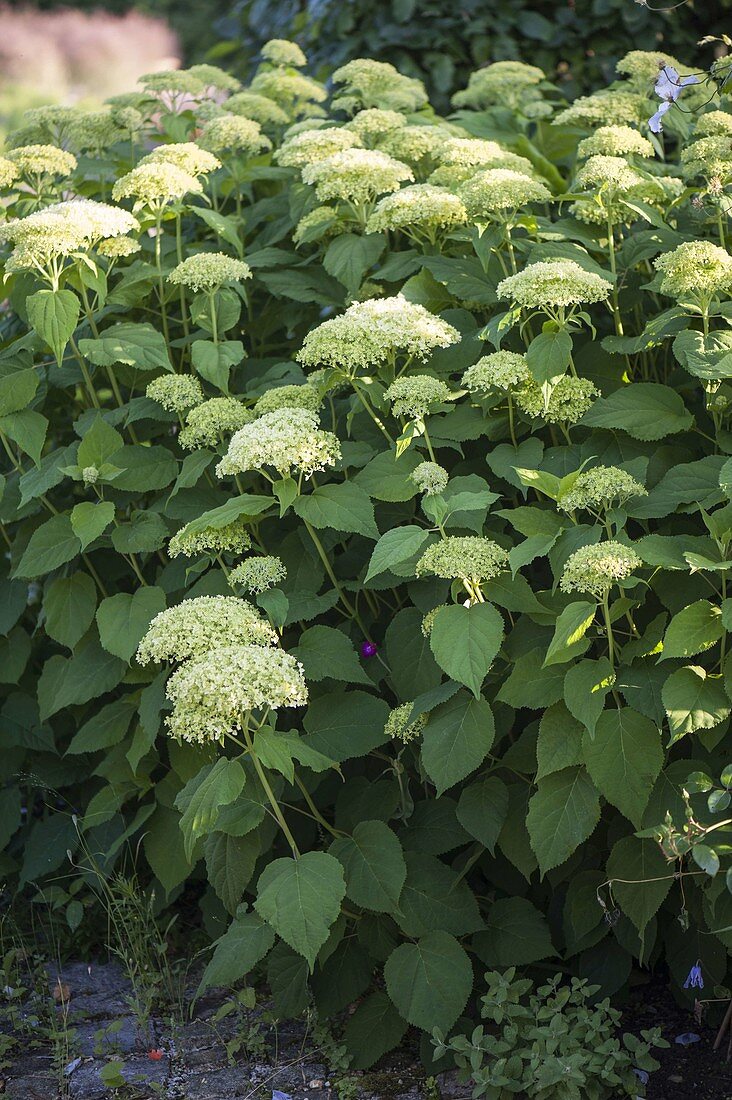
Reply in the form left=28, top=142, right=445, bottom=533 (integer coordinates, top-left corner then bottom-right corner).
left=18, top=0, right=732, bottom=114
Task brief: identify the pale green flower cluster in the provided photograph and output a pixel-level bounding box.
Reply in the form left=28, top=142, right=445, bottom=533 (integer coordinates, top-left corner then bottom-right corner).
left=140, top=70, right=207, bottom=98
left=575, top=155, right=645, bottom=193
left=301, top=148, right=413, bottom=203
left=217, top=407, right=341, bottom=477
left=558, top=466, right=647, bottom=514
left=298, top=294, right=460, bottom=373
left=331, top=59, right=428, bottom=114
left=168, top=518, right=252, bottom=558
left=179, top=397, right=253, bottom=449
left=577, top=126, right=653, bottom=159
left=515, top=376, right=598, bottom=425
left=253, top=384, right=322, bottom=416
left=436, top=138, right=536, bottom=175
left=97, top=236, right=141, bottom=259
left=66, top=108, right=138, bottom=153
left=168, top=252, right=252, bottom=293
left=680, top=136, right=732, bottom=181
left=411, top=461, right=449, bottom=496
left=141, top=143, right=221, bottom=177
left=112, top=162, right=202, bottom=208
left=227, top=91, right=289, bottom=127
left=136, top=595, right=277, bottom=665
left=6, top=104, right=79, bottom=147
left=188, top=63, right=242, bottom=93
left=146, top=374, right=204, bottom=414
left=553, top=91, right=649, bottom=129
left=416, top=536, right=509, bottom=581
left=452, top=61, right=545, bottom=111
left=497, top=261, right=612, bottom=310
left=385, top=375, right=451, bottom=419
left=165, top=645, right=308, bottom=743
left=82, top=466, right=99, bottom=486
left=695, top=111, right=732, bottom=137
left=384, top=702, right=427, bottom=743
left=6, top=144, right=77, bottom=180
left=380, top=126, right=449, bottom=168
left=615, top=49, right=684, bottom=84
left=294, top=205, right=341, bottom=246
left=366, top=184, right=467, bottom=235
left=0, top=199, right=138, bottom=272
left=560, top=541, right=643, bottom=599
left=0, top=157, right=18, bottom=188
left=276, top=127, right=360, bottom=168
left=459, top=169, right=551, bottom=220
left=198, top=116, right=271, bottom=156
left=250, top=70, right=327, bottom=116
left=420, top=605, right=447, bottom=638
left=346, top=109, right=406, bottom=142
left=462, top=352, right=530, bottom=393
left=229, top=556, right=287, bottom=594
left=654, top=240, right=732, bottom=299
left=260, top=39, right=308, bottom=68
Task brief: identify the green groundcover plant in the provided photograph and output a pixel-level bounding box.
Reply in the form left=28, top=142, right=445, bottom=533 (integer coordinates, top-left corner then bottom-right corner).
left=3, top=37, right=732, bottom=1077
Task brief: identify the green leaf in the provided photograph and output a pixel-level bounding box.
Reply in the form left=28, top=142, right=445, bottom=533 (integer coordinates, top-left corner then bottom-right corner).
left=430, top=603, right=503, bottom=698
left=66, top=697, right=135, bottom=755
left=662, top=665, right=730, bottom=742
left=497, top=648, right=565, bottom=709
left=583, top=707, right=663, bottom=826
left=143, top=806, right=193, bottom=896
left=330, top=820, right=406, bottom=912
left=579, top=382, right=693, bottom=440
left=111, top=446, right=178, bottom=492
left=0, top=367, right=39, bottom=417
left=15, top=514, right=80, bottom=578
left=475, top=897, right=554, bottom=966
left=396, top=851, right=481, bottom=937
left=78, top=323, right=172, bottom=371
left=0, top=409, right=48, bottom=465
left=204, top=831, right=260, bottom=914
left=544, top=601, right=596, bottom=667
left=526, top=329, right=572, bottom=386
left=527, top=766, right=600, bottom=875
left=254, top=851, right=346, bottom=970
left=661, top=600, right=723, bottom=660
left=76, top=416, right=124, bottom=468
left=176, top=759, right=246, bottom=861
left=323, top=233, right=384, bottom=293
left=303, top=691, right=389, bottom=763
left=421, top=692, right=495, bottom=795
left=455, top=777, right=508, bottom=854
left=536, top=701, right=585, bottom=779
left=96, top=587, right=166, bottom=662
left=198, top=909, right=274, bottom=994
left=191, top=207, right=244, bottom=255
left=563, top=657, right=614, bottom=736
left=354, top=449, right=421, bottom=502
left=111, top=512, right=167, bottom=554
left=365, top=525, right=430, bottom=582
left=292, top=625, right=371, bottom=684
left=38, top=629, right=125, bottom=720
left=343, top=991, right=408, bottom=1070
left=606, top=836, right=673, bottom=932
left=294, top=481, right=379, bottom=540
left=385, top=931, right=472, bottom=1033
left=191, top=339, right=244, bottom=391
left=26, top=288, right=80, bottom=365
left=44, top=573, right=97, bottom=649
left=70, top=501, right=115, bottom=550
left=180, top=495, right=273, bottom=538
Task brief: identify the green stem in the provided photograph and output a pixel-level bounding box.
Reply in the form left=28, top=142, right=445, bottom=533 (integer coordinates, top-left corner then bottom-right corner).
left=350, top=379, right=394, bottom=444
left=242, top=721, right=300, bottom=857
left=293, top=773, right=345, bottom=839
left=601, top=592, right=615, bottom=672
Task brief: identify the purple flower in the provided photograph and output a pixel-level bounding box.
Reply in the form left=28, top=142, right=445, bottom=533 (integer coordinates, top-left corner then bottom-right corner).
left=360, top=640, right=378, bottom=659
left=649, top=65, right=700, bottom=133
left=683, top=961, right=704, bottom=990
left=674, top=1032, right=701, bottom=1045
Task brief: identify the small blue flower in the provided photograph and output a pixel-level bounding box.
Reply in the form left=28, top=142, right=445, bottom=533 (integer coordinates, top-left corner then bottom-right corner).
left=675, top=1032, right=701, bottom=1046
left=634, top=1068, right=649, bottom=1085
left=683, top=961, right=704, bottom=990
left=648, top=65, right=700, bottom=133
left=273, top=1093, right=293, bottom=1100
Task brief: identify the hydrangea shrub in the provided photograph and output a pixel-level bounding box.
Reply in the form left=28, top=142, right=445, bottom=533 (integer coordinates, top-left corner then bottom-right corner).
left=1, top=44, right=732, bottom=1072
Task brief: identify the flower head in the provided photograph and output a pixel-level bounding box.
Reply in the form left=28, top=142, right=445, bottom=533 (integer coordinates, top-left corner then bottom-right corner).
left=0, top=199, right=138, bottom=272
left=6, top=144, right=77, bottom=180
left=82, top=466, right=99, bottom=486
left=168, top=518, right=252, bottom=558
left=141, top=142, right=221, bottom=177
left=137, top=595, right=277, bottom=665
left=575, top=155, right=645, bottom=193
left=198, top=115, right=271, bottom=156
left=681, top=135, right=732, bottom=181
left=250, top=70, right=327, bottom=115
left=557, top=466, right=647, bottom=513
left=436, top=138, right=536, bottom=175
left=179, top=397, right=252, bottom=449
left=112, top=162, right=202, bottom=208
left=253, top=384, right=322, bottom=416
left=360, top=640, right=379, bottom=658
left=165, top=645, right=307, bottom=742
left=416, top=536, right=509, bottom=581
left=462, top=352, right=530, bottom=393
left=0, top=157, right=18, bottom=188
left=452, top=61, right=545, bottom=111
left=553, top=91, right=649, bottom=130
left=229, top=556, right=287, bottom=594
left=366, top=184, right=466, bottom=235
left=261, top=39, right=307, bottom=68
left=168, top=252, right=252, bottom=293
left=560, top=541, right=642, bottom=598
left=410, top=461, right=448, bottom=496
left=683, top=962, right=704, bottom=990
left=146, top=374, right=204, bottom=414
left=649, top=65, right=700, bottom=134
left=385, top=375, right=451, bottom=419
left=276, top=127, right=361, bottom=170
left=577, top=126, right=654, bottom=159
left=515, top=376, right=598, bottom=425
left=654, top=240, right=732, bottom=299
left=140, top=70, right=207, bottom=98
left=188, top=63, right=241, bottom=93
left=298, top=294, right=460, bottom=374
left=301, top=147, right=413, bottom=203
left=695, top=111, right=732, bottom=137
left=96, top=236, right=141, bottom=259
left=227, top=91, right=290, bottom=127
left=380, top=126, right=449, bottom=169
left=459, top=169, right=551, bottom=220
left=385, top=702, right=427, bottom=743
left=497, top=260, right=612, bottom=311
left=217, top=407, right=340, bottom=477
left=346, top=109, right=406, bottom=142
left=332, top=59, right=428, bottom=113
